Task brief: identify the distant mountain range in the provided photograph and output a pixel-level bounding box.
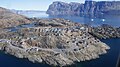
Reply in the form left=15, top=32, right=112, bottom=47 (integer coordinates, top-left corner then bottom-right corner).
left=11, top=9, right=46, bottom=14
left=47, top=1, right=120, bottom=15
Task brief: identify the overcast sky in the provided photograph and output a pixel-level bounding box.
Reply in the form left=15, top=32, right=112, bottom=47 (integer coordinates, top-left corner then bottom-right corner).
left=0, top=0, right=119, bottom=11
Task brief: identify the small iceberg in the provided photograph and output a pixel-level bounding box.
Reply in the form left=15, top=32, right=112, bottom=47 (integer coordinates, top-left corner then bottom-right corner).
left=101, top=19, right=105, bottom=22
left=33, top=16, right=35, bottom=18
left=91, top=19, right=94, bottom=21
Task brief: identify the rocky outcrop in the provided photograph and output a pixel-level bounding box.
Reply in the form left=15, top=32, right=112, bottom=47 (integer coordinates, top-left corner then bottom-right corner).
left=0, top=7, right=31, bottom=28
left=89, top=24, right=120, bottom=39
left=0, top=18, right=110, bottom=66
left=47, top=1, right=120, bottom=15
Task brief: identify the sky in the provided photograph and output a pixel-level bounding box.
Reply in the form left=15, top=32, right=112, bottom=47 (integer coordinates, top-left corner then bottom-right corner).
left=0, top=0, right=120, bottom=11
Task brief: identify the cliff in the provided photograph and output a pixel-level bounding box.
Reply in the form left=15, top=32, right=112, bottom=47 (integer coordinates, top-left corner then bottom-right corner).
left=0, top=7, right=31, bottom=28
left=47, top=1, right=120, bottom=15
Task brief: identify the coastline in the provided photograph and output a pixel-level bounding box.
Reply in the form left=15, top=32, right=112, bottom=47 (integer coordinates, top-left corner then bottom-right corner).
left=0, top=39, right=117, bottom=67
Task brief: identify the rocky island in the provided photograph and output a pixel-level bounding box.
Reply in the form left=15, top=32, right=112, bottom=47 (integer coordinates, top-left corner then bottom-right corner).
left=1, top=5, right=120, bottom=66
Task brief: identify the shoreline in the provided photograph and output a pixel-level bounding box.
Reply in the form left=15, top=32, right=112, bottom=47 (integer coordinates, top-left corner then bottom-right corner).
left=1, top=38, right=120, bottom=67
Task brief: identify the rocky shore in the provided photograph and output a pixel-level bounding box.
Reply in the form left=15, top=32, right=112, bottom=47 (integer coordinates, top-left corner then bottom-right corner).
left=0, top=18, right=110, bottom=66
left=89, top=24, right=120, bottom=39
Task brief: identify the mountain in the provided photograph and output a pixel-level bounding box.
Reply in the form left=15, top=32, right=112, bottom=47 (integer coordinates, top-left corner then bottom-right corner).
left=0, top=7, right=31, bottom=28
left=47, top=1, right=120, bottom=15
left=11, top=9, right=45, bottom=14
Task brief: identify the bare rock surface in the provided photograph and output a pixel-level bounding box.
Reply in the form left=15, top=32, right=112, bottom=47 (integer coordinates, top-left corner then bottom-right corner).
left=89, top=24, right=120, bottom=39
left=0, top=18, right=110, bottom=66
left=0, top=7, right=31, bottom=28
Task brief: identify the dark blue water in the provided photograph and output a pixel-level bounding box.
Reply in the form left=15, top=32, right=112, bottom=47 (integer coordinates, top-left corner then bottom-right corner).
left=6, top=22, right=36, bottom=32
left=23, top=12, right=120, bottom=27
left=47, top=15, right=120, bottom=27
left=0, top=38, right=120, bottom=67
left=0, top=51, right=50, bottom=67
